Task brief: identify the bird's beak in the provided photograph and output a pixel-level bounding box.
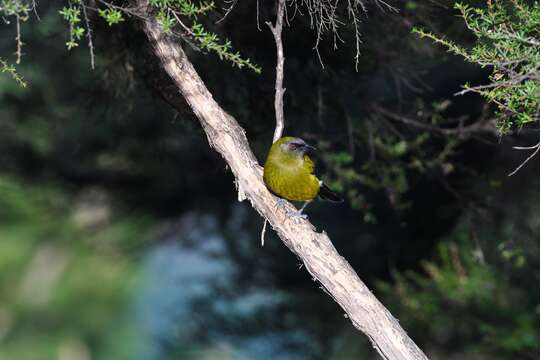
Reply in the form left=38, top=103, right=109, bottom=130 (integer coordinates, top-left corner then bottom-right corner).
left=303, top=145, right=318, bottom=157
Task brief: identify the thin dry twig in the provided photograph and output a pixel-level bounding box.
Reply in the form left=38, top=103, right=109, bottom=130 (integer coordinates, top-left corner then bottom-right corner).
left=15, top=14, right=23, bottom=64
left=347, top=0, right=363, bottom=70
left=169, top=9, right=195, bottom=36
left=373, top=105, right=498, bottom=137
left=261, top=218, right=268, bottom=246
left=267, top=0, right=287, bottom=143
left=508, top=141, right=540, bottom=176
left=454, top=64, right=540, bottom=97
left=297, top=0, right=397, bottom=68
left=31, top=0, right=40, bottom=20
left=256, top=0, right=261, bottom=30
left=81, top=0, right=96, bottom=70
left=260, top=0, right=288, bottom=246
left=217, top=0, right=239, bottom=23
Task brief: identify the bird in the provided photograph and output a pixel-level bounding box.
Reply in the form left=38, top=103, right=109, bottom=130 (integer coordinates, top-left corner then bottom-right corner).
left=263, top=136, right=343, bottom=218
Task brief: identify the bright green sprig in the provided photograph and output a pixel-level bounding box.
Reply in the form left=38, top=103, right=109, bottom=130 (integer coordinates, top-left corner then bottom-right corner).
left=156, top=9, right=176, bottom=33
left=0, top=0, right=30, bottom=16
left=59, top=4, right=85, bottom=50
left=412, top=28, right=469, bottom=61
left=0, top=57, right=27, bottom=87
left=179, top=0, right=214, bottom=17
left=98, top=8, right=125, bottom=26
left=190, top=22, right=261, bottom=73
left=414, top=1, right=540, bottom=133
left=150, top=0, right=261, bottom=74
left=1, top=0, right=32, bottom=63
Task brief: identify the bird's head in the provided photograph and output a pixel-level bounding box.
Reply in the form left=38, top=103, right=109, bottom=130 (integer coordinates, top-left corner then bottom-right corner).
left=271, top=136, right=317, bottom=160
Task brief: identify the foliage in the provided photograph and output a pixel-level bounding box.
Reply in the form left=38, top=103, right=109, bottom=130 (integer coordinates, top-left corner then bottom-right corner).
left=378, top=184, right=540, bottom=359
left=380, top=239, right=540, bottom=358
left=149, top=0, right=261, bottom=73
left=0, top=0, right=260, bottom=81
left=98, top=7, right=125, bottom=26
left=320, top=99, right=463, bottom=223
left=414, top=0, right=540, bottom=133
left=59, top=3, right=85, bottom=50
left=0, top=177, right=151, bottom=359
left=0, top=0, right=31, bottom=63
left=0, top=0, right=30, bottom=18
left=0, top=58, right=26, bottom=87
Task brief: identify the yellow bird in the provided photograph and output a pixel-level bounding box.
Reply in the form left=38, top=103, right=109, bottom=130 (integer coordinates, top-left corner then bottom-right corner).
left=263, top=136, right=342, bottom=217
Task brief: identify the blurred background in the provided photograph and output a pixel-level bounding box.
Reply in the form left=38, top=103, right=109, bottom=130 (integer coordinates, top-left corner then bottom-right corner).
left=0, top=0, right=539, bottom=359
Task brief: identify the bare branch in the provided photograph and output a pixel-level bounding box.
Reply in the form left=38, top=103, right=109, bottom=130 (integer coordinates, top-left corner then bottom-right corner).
left=373, top=105, right=498, bottom=137
left=31, top=0, right=40, bottom=20
left=261, top=218, right=268, bottom=246
left=508, top=141, right=540, bottom=176
left=81, top=1, right=96, bottom=70
left=216, top=0, right=239, bottom=23
left=136, top=1, right=428, bottom=358
left=15, top=14, right=22, bottom=64
left=454, top=64, right=540, bottom=97
left=374, top=0, right=398, bottom=12
left=348, top=0, right=362, bottom=70
left=267, top=0, right=287, bottom=143
left=169, top=9, right=195, bottom=37
left=297, top=0, right=397, bottom=68
left=256, top=0, right=261, bottom=30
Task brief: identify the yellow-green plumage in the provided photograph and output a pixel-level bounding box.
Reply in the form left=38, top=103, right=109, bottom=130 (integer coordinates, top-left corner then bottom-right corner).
left=263, top=137, right=321, bottom=202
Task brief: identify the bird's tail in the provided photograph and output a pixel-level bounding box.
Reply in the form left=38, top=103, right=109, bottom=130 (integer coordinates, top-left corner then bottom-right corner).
left=319, top=183, right=343, bottom=203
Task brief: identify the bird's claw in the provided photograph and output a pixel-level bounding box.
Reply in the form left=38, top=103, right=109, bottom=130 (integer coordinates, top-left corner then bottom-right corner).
left=274, top=198, right=308, bottom=222
left=285, top=207, right=308, bottom=222
left=291, top=210, right=308, bottom=221
left=275, top=198, right=288, bottom=210
left=286, top=207, right=305, bottom=218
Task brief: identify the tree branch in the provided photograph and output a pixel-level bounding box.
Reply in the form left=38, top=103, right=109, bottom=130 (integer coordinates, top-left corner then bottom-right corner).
left=15, top=14, right=23, bottom=64
left=81, top=0, right=96, bottom=70
left=373, top=105, right=498, bottom=137
left=508, top=141, right=540, bottom=176
left=266, top=0, right=286, bottom=143
left=136, top=1, right=428, bottom=358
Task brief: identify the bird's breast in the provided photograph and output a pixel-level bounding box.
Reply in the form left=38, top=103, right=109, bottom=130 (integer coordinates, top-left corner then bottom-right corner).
left=263, top=161, right=320, bottom=202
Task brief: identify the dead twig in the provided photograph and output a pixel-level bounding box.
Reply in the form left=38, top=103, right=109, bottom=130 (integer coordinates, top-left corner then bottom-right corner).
left=297, top=0, right=397, bottom=69
left=508, top=141, right=540, bottom=176
left=81, top=1, right=96, bottom=70
left=15, top=14, right=23, bottom=64
left=261, top=0, right=287, bottom=246
left=217, top=0, right=239, bottom=24
left=31, top=0, right=40, bottom=20
left=373, top=105, right=498, bottom=137
left=261, top=218, right=268, bottom=246
left=266, top=0, right=287, bottom=143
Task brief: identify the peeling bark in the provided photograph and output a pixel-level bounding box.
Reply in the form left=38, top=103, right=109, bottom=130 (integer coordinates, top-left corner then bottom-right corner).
left=136, top=1, right=428, bottom=359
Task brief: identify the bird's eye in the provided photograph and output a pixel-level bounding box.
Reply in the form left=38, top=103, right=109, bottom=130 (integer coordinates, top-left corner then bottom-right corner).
left=289, top=143, right=299, bottom=150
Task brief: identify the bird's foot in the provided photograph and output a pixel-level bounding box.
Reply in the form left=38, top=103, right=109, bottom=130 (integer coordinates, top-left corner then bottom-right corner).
left=274, top=198, right=308, bottom=222
left=289, top=209, right=308, bottom=222
left=274, top=198, right=288, bottom=213
left=288, top=201, right=310, bottom=222
left=285, top=204, right=308, bottom=222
